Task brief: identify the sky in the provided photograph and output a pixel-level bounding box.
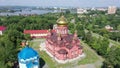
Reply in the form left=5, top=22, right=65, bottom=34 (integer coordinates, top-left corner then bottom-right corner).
left=0, top=0, right=120, bottom=7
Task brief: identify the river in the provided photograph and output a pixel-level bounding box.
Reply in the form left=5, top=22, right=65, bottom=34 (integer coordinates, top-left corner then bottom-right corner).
left=0, top=10, right=58, bottom=16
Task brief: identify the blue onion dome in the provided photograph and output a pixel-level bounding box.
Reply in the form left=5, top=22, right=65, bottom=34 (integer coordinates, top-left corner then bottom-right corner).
left=18, top=46, right=39, bottom=60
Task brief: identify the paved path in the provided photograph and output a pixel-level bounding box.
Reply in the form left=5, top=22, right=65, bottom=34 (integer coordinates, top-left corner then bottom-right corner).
left=85, top=29, right=120, bottom=48
left=92, top=32, right=120, bottom=47
left=42, top=64, right=49, bottom=68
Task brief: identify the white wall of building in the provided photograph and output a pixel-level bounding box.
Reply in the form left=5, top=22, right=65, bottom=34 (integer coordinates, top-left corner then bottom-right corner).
left=0, top=31, right=3, bottom=35
left=19, top=63, right=27, bottom=68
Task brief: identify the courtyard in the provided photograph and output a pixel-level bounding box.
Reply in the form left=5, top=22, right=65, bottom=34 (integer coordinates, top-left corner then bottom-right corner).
left=29, top=38, right=104, bottom=68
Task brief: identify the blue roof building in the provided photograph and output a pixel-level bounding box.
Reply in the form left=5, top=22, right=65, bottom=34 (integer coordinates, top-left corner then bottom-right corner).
left=18, top=46, right=39, bottom=68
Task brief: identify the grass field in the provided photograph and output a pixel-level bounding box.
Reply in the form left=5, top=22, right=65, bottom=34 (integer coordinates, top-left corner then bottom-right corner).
left=78, top=41, right=104, bottom=68
left=29, top=39, right=103, bottom=68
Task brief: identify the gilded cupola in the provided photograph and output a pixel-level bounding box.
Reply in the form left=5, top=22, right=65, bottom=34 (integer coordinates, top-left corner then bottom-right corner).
left=56, top=15, right=68, bottom=26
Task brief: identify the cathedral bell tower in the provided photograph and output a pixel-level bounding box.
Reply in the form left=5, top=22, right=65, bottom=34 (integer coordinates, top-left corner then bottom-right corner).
left=56, top=15, right=68, bottom=35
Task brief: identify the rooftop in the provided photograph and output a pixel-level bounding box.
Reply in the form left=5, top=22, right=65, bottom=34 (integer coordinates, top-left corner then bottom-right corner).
left=0, top=26, right=6, bottom=31
left=18, top=46, right=39, bottom=60
left=24, top=30, right=55, bottom=34
left=47, top=32, right=82, bottom=50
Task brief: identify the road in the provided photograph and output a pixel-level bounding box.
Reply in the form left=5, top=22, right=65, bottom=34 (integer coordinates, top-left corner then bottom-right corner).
left=92, top=32, right=120, bottom=48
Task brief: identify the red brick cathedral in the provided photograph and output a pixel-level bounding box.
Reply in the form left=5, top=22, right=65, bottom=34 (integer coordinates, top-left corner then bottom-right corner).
left=45, top=15, right=83, bottom=62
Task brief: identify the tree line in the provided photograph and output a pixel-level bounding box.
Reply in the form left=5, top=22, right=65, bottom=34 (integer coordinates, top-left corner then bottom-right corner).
left=0, top=9, right=120, bottom=67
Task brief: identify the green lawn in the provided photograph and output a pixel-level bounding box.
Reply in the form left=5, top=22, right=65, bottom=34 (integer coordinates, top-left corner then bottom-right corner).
left=29, top=39, right=57, bottom=68
left=29, top=39, right=103, bottom=68
left=78, top=41, right=104, bottom=65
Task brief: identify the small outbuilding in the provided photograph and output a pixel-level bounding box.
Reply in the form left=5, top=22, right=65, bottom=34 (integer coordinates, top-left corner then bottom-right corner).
left=0, top=26, right=6, bottom=35
left=18, top=46, right=40, bottom=68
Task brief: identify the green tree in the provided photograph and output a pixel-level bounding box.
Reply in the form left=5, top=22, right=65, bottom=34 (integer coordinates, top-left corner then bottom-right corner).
left=24, top=34, right=32, bottom=40
left=84, top=31, right=92, bottom=44
left=98, top=38, right=109, bottom=56
left=0, top=36, right=18, bottom=67
left=103, top=46, right=120, bottom=68
left=117, top=25, right=120, bottom=31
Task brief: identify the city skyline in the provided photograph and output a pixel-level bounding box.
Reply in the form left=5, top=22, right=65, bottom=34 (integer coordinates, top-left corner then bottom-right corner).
left=0, top=0, right=120, bottom=7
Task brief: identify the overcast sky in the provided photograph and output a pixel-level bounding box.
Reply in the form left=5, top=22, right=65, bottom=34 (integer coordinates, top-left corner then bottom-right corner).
left=0, top=0, right=120, bottom=7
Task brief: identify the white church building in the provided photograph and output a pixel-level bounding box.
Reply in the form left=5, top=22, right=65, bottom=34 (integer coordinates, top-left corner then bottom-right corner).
left=18, top=46, right=40, bottom=68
